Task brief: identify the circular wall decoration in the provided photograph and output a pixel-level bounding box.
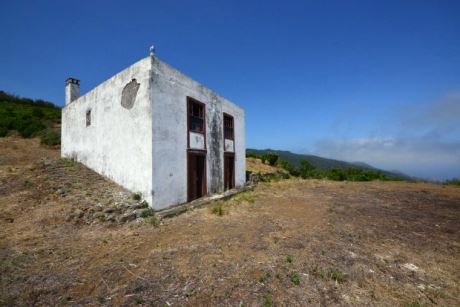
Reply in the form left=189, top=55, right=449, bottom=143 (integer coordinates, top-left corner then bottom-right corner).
left=121, top=79, right=140, bottom=109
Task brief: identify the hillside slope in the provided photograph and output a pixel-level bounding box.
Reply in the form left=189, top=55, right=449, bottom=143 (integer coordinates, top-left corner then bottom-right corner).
left=247, top=148, right=412, bottom=180
left=0, top=91, right=61, bottom=144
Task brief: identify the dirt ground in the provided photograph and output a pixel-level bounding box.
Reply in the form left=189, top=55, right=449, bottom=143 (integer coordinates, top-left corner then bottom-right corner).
left=1, top=137, right=459, bottom=306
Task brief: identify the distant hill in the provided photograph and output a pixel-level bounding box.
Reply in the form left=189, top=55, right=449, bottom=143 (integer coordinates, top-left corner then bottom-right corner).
left=247, top=148, right=413, bottom=180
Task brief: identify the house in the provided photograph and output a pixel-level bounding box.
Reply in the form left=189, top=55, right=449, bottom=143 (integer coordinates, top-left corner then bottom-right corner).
left=61, top=49, right=245, bottom=210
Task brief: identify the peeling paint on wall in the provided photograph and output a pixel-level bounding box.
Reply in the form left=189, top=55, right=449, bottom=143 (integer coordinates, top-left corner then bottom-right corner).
left=121, top=79, right=140, bottom=109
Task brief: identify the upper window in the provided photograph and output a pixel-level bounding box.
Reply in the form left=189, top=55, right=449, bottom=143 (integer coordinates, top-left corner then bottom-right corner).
left=224, top=114, right=234, bottom=139
left=188, top=98, right=205, bottom=133
left=86, top=109, right=91, bottom=127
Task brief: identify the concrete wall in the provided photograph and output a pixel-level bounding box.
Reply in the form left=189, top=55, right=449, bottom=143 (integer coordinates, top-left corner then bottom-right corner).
left=151, top=56, right=245, bottom=210
left=62, top=57, right=153, bottom=205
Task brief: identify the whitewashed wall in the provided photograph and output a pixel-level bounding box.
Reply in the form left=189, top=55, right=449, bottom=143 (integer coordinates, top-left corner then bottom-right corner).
left=62, top=55, right=245, bottom=211
left=62, top=57, right=153, bottom=206
left=151, top=57, right=245, bottom=210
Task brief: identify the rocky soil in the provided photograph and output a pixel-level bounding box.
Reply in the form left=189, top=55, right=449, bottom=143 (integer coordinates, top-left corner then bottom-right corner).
left=1, top=137, right=459, bottom=306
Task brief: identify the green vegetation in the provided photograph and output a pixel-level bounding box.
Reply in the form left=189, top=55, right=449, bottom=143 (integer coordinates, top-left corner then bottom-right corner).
left=211, top=201, right=224, bottom=216
left=262, top=292, right=272, bottom=307
left=246, top=151, right=279, bottom=166
left=0, top=91, right=61, bottom=143
left=286, top=255, right=293, bottom=263
left=444, top=178, right=460, bottom=186
left=258, top=272, right=271, bottom=283
left=96, top=293, right=105, bottom=304
left=234, top=191, right=255, bottom=203
left=140, top=208, right=155, bottom=218
left=147, top=215, right=160, bottom=227
left=258, top=171, right=290, bottom=182
left=132, top=192, right=142, bottom=201
left=139, top=200, right=149, bottom=208
left=290, top=273, right=300, bottom=285
left=248, top=148, right=411, bottom=180
left=312, top=267, right=345, bottom=283
left=132, top=295, right=144, bottom=304
left=278, top=158, right=402, bottom=182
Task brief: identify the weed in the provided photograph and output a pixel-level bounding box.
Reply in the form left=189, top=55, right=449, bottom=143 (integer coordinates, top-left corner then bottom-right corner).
left=212, top=202, right=224, bottom=216
left=96, top=293, right=105, bottom=304
left=258, top=272, right=271, bottom=283
left=21, top=178, right=32, bottom=187
left=131, top=280, right=143, bottom=292
left=139, top=200, right=149, bottom=208
left=132, top=192, right=142, bottom=201
left=404, top=300, right=422, bottom=307
left=235, top=192, right=255, bottom=203
left=140, top=208, right=155, bottom=218
left=286, top=255, right=293, bottom=263
left=40, top=128, right=60, bottom=145
left=426, top=286, right=442, bottom=298
left=133, top=295, right=144, bottom=304
left=147, top=215, right=160, bottom=227
left=290, top=273, right=300, bottom=285
left=312, top=267, right=345, bottom=283
left=262, top=292, right=272, bottom=307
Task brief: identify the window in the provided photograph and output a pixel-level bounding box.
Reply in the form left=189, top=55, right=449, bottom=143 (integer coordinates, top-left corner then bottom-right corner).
left=224, top=114, right=234, bottom=139
left=86, top=109, right=91, bottom=127
left=188, top=98, right=204, bottom=133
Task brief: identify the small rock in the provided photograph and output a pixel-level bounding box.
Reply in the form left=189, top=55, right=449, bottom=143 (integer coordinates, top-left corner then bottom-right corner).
left=74, top=209, right=84, bottom=218
left=103, top=207, right=116, bottom=214
left=402, top=263, right=419, bottom=272
left=118, top=212, right=137, bottom=223
left=105, top=214, right=116, bottom=222
left=93, top=212, right=105, bottom=219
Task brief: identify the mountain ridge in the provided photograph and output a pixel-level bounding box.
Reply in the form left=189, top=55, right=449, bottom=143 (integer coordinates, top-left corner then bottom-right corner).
left=247, top=148, right=413, bottom=180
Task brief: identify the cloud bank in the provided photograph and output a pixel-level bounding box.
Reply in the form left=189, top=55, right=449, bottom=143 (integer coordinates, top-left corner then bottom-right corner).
left=311, top=92, right=460, bottom=180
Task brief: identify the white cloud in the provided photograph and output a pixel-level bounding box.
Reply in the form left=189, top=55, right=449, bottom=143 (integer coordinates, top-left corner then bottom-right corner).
left=311, top=92, right=460, bottom=180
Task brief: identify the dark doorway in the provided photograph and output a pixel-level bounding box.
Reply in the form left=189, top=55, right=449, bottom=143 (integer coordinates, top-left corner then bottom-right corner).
left=188, top=152, right=207, bottom=202
left=224, top=154, right=235, bottom=191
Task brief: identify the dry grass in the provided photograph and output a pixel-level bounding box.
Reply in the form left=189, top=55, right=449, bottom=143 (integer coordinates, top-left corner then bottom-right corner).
left=1, top=137, right=459, bottom=306
left=246, top=157, right=280, bottom=173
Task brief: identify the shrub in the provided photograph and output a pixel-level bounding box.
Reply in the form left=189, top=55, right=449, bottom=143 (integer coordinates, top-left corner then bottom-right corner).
left=212, top=202, right=224, bottom=216
left=0, top=126, right=8, bottom=137
left=40, top=129, right=60, bottom=145
left=263, top=153, right=279, bottom=166
left=147, top=215, right=160, bottom=227
left=290, top=273, right=300, bottom=285
left=278, top=160, right=300, bottom=176
left=32, top=108, right=45, bottom=118
left=17, top=119, right=45, bottom=138
left=132, top=192, right=142, bottom=201
left=444, top=178, right=460, bottom=186
left=263, top=293, right=272, bottom=307
left=140, top=208, right=155, bottom=218
left=298, top=160, right=316, bottom=178
left=246, top=152, right=260, bottom=159
left=286, top=255, right=293, bottom=263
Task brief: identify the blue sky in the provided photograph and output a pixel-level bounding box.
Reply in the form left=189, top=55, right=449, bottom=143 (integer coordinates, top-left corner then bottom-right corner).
left=1, top=0, right=459, bottom=180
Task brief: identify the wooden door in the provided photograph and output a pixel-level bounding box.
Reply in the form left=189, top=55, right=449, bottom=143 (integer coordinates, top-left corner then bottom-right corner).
left=188, top=152, right=206, bottom=202
left=224, top=154, right=235, bottom=191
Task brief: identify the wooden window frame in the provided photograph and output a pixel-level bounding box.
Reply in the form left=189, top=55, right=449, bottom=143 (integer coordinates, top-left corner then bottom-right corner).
left=223, top=113, right=234, bottom=140
left=186, top=97, right=207, bottom=150
left=187, top=97, right=205, bottom=134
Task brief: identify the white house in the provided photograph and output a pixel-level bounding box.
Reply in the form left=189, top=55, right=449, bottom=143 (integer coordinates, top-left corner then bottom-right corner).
left=61, top=50, right=245, bottom=210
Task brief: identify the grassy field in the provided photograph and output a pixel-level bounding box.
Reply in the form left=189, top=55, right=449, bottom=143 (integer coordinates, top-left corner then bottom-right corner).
left=1, top=137, right=459, bottom=306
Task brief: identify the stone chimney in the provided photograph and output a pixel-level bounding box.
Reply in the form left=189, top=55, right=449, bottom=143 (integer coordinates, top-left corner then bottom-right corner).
left=65, top=77, right=80, bottom=105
